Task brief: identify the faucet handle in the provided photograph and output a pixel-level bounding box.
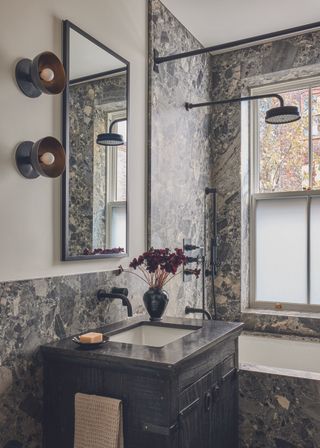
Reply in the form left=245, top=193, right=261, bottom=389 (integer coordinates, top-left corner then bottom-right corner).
left=111, top=287, right=129, bottom=297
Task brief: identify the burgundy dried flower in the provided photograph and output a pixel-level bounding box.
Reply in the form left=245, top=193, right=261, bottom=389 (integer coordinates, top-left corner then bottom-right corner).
left=118, top=247, right=199, bottom=289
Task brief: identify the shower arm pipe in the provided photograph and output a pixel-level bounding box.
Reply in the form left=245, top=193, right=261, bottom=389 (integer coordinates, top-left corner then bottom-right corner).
left=109, top=118, right=126, bottom=133
left=153, top=20, right=320, bottom=68
left=185, top=93, right=284, bottom=111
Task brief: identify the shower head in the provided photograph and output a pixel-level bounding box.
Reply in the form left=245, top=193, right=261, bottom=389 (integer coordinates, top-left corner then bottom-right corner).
left=96, top=118, right=126, bottom=147
left=185, top=93, right=301, bottom=126
left=265, top=105, right=301, bottom=124
left=96, top=133, right=124, bottom=146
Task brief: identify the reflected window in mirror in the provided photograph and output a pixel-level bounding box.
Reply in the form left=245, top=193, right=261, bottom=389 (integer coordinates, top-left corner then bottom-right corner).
left=62, top=21, right=129, bottom=260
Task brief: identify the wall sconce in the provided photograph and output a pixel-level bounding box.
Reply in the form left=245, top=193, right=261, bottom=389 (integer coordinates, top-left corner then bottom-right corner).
left=15, top=52, right=66, bottom=98
left=16, top=137, right=65, bottom=179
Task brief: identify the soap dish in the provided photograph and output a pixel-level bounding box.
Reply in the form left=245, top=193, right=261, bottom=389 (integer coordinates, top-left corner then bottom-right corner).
left=72, top=334, right=109, bottom=350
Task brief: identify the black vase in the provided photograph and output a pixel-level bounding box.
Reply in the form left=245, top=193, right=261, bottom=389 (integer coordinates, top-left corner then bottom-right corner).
left=143, top=288, right=169, bottom=321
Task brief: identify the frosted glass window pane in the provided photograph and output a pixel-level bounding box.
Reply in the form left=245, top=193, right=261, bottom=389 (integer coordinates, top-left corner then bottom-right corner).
left=111, top=206, right=126, bottom=250
left=256, top=198, right=307, bottom=303
left=310, top=197, right=320, bottom=304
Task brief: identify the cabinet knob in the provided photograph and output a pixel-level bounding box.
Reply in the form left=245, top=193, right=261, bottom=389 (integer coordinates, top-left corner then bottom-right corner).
left=212, top=384, right=220, bottom=401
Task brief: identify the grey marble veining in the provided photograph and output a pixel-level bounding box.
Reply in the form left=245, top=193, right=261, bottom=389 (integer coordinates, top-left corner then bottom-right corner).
left=239, top=367, right=320, bottom=448
left=0, top=271, right=145, bottom=447
left=148, top=0, right=214, bottom=318
left=210, top=30, right=320, bottom=332
left=69, top=74, right=127, bottom=256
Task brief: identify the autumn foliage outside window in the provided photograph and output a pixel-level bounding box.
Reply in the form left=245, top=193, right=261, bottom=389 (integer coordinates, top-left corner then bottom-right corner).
left=257, top=86, right=320, bottom=192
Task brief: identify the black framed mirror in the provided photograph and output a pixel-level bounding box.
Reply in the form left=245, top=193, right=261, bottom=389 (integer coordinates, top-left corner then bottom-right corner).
left=62, top=21, right=129, bottom=260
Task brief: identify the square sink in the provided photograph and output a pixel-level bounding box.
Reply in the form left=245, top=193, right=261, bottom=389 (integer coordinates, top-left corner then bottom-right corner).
left=108, top=323, right=197, bottom=348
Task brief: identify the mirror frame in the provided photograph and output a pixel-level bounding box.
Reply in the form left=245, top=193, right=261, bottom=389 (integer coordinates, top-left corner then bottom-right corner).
left=61, top=20, right=130, bottom=261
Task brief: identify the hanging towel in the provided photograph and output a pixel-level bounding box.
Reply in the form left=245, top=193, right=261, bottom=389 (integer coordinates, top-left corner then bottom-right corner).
left=74, top=393, right=124, bottom=448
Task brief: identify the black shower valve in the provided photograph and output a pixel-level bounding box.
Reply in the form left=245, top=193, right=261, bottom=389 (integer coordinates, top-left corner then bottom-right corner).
left=186, top=256, right=200, bottom=263
left=184, top=243, right=200, bottom=251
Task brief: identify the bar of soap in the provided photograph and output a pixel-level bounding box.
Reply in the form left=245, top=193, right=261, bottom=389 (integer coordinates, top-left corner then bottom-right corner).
left=79, top=332, right=103, bottom=343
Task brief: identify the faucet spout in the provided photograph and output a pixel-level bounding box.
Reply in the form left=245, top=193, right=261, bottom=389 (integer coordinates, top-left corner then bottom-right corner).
left=185, top=306, right=212, bottom=320
left=97, top=287, right=133, bottom=317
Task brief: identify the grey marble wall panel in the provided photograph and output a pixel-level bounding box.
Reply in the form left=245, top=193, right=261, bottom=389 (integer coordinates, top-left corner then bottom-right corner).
left=210, top=31, right=320, bottom=331
left=0, top=271, right=144, bottom=447
left=69, top=74, right=126, bottom=255
left=148, top=0, right=214, bottom=317
left=239, top=368, right=320, bottom=448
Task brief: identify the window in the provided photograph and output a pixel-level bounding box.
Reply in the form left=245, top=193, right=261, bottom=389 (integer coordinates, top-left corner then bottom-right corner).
left=105, top=112, right=127, bottom=249
left=250, top=77, right=320, bottom=311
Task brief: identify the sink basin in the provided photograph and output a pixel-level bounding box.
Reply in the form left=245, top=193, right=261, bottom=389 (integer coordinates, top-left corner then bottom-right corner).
left=108, top=323, right=197, bottom=347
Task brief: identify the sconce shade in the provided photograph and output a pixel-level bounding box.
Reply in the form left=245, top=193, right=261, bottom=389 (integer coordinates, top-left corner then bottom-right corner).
left=16, top=137, right=66, bottom=179
left=15, top=52, right=66, bottom=98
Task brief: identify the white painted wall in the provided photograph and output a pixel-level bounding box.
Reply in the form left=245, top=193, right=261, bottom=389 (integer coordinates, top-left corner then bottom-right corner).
left=0, top=0, right=147, bottom=282
left=162, top=0, right=320, bottom=47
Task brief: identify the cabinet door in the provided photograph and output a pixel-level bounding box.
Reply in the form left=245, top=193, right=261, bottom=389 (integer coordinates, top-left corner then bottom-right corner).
left=211, top=366, right=238, bottom=448
left=179, top=371, right=215, bottom=448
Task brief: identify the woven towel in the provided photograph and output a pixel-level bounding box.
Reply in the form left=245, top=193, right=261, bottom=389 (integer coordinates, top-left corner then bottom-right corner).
left=74, top=393, right=123, bottom=448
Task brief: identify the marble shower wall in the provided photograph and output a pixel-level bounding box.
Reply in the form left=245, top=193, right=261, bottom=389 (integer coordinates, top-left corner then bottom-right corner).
left=148, top=0, right=214, bottom=316
left=239, top=367, right=320, bottom=448
left=69, top=73, right=126, bottom=256
left=0, top=271, right=144, bottom=447
left=210, top=31, right=320, bottom=333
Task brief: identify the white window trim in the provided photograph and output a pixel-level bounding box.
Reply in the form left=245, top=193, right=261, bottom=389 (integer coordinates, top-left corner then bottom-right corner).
left=107, top=201, right=126, bottom=249
left=249, top=76, right=320, bottom=313
left=105, top=110, right=127, bottom=248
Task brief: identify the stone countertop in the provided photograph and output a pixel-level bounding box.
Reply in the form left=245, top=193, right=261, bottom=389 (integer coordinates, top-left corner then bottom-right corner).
left=41, top=316, right=243, bottom=371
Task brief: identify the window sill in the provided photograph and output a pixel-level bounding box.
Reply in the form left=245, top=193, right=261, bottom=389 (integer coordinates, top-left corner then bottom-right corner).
left=241, top=308, right=320, bottom=339
left=242, top=307, right=320, bottom=320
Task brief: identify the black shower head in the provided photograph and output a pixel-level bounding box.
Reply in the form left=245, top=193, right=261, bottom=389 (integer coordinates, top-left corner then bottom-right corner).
left=265, top=105, right=301, bottom=124
left=96, top=132, right=124, bottom=147
left=96, top=118, right=126, bottom=147
left=185, top=93, right=301, bottom=126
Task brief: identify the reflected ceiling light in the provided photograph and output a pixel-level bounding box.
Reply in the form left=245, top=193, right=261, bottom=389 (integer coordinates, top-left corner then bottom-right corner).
left=96, top=118, right=126, bottom=147
left=185, top=93, right=301, bottom=125
left=15, top=52, right=66, bottom=98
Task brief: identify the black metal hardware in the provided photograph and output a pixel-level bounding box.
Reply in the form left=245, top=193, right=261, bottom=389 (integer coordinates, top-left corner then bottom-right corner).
left=204, top=391, right=212, bottom=412
left=61, top=20, right=130, bottom=261
left=186, top=94, right=301, bottom=125
left=185, top=93, right=284, bottom=111
left=142, top=422, right=178, bottom=436
left=204, top=187, right=218, bottom=319
left=153, top=20, right=320, bottom=68
left=183, top=238, right=203, bottom=284
left=97, top=287, right=132, bottom=317
left=184, top=243, right=200, bottom=251
left=185, top=306, right=212, bottom=320
left=184, top=268, right=200, bottom=276
left=212, top=384, right=220, bottom=402
left=186, top=256, right=200, bottom=263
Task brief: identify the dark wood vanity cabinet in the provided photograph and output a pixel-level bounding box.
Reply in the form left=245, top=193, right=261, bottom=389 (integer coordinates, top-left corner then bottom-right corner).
left=178, top=355, right=238, bottom=448
left=42, top=317, right=243, bottom=448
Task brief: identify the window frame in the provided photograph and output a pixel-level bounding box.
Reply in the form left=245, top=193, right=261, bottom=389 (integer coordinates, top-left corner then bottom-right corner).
left=249, top=76, right=320, bottom=312
left=107, top=201, right=127, bottom=249
left=105, top=110, right=127, bottom=248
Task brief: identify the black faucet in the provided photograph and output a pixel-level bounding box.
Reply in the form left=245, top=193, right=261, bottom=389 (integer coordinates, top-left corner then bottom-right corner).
left=97, top=287, right=133, bottom=317
left=185, top=306, right=212, bottom=320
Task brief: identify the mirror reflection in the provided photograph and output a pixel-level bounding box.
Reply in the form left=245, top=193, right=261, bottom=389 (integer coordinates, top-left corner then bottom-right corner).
left=63, top=22, right=128, bottom=260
